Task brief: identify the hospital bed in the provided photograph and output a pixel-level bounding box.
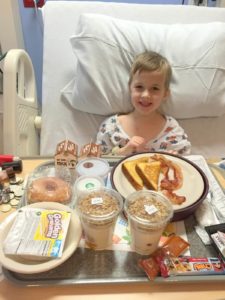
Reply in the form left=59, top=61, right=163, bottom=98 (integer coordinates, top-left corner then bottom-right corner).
left=3, top=1, right=225, bottom=158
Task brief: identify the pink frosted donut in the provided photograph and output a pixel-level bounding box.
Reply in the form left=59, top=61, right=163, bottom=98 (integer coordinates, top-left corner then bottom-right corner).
left=28, top=176, right=72, bottom=204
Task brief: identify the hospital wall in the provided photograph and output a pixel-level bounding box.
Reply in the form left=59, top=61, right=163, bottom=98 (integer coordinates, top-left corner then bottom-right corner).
left=17, top=0, right=218, bottom=104
left=17, top=0, right=205, bottom=105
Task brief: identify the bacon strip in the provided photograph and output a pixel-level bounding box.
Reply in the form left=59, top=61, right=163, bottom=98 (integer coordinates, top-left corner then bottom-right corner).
left=162, top=190, right=186, bottom=205
left=160, top=162, right=183, bottom=191
left=150, top=154, right=186, bottom=204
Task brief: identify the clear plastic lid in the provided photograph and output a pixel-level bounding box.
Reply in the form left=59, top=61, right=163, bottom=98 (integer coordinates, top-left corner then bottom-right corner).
left=76, top=158, right=110, bottom=181
left=25, top=162, right=73, bottom=206
left=74, top=175, right=105, bottom=195
left=124, top=190, right=173, bottom=227
left=76, top=187, right=123, bottom=220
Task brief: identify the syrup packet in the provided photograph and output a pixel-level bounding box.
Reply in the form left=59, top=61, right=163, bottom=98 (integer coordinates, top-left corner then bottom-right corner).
left=160, top=235, right=190, bottom=257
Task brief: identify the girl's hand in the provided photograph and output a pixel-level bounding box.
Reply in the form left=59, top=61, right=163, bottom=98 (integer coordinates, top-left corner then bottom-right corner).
left=166, top=149, right=178, bottom=155
left=117, top=136, right=148, bottom=156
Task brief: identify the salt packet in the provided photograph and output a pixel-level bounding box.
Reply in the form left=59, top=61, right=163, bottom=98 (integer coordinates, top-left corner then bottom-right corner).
left=3, top=208, right=71, bottom=259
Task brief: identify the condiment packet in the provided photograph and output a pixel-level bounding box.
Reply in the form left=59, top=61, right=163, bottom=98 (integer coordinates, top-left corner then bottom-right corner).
left=160, top=235, right=190, bottom=257
left=3, top=208, right=71, bottom=259
left=138, top=256, right=160, bottom=280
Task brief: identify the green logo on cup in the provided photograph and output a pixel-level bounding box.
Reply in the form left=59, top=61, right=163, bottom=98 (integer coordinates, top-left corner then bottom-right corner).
left=85, top=182, right=95, bottom=189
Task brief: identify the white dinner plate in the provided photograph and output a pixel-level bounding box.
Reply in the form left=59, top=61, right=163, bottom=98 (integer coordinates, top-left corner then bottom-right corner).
left=110, top=152, right=209, bottom=221
left=0, top=202, right=82, bottom=274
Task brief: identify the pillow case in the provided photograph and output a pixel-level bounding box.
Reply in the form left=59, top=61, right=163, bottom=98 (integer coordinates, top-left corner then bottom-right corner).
left=62, top=13, right=225, bottom=118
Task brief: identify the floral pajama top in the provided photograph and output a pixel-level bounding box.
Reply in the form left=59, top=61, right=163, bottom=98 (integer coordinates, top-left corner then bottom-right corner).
left=96, top=115, right=191, bottom=155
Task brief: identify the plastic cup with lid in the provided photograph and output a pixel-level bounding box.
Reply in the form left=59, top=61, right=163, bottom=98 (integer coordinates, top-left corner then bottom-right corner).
left=76, top=158, right=110, bottom=184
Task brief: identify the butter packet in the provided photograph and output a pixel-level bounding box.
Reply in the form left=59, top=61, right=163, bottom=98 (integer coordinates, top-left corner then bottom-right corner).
left=3, top=208, right=71, bottom=259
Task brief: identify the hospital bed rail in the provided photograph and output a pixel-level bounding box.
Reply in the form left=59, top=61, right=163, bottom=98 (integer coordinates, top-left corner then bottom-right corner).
left=3, top=49, right=40, bottom=156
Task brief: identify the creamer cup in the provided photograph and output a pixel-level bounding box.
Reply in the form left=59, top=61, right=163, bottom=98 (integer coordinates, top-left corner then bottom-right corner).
left=76, top=158, right=110, bottom=183
left=74, top=175, right=105, bottom=196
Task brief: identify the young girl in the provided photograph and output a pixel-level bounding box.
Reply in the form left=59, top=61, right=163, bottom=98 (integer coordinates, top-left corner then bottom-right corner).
left=96, top=51, right=191, bottom=156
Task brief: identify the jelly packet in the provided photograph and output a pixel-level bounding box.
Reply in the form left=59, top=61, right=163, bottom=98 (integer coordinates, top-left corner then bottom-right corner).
left=160, top=235, right=190, bottom=257
left=3, top=208, right=71, bottom=259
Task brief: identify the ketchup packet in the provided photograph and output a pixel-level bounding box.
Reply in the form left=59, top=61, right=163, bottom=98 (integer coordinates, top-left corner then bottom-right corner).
left=138, top=257, right=160, bottom=280
left=139, top=248, right=169, bottom=280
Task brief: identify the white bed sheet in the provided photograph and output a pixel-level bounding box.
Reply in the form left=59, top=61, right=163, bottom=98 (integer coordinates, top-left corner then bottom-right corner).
left=41, top=1, right=225, bottom=157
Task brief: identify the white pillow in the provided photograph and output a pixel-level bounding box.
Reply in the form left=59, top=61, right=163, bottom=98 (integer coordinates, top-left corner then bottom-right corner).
left=62, top=13, right=225, bottom=118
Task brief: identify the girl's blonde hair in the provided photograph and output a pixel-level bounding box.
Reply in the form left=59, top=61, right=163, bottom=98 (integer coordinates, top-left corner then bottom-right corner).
left=128, top=51, right=172, bottom=89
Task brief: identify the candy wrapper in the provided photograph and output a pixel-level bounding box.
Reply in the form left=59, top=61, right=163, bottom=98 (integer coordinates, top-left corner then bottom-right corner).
left=139, top=235, right=190, bottom=280
left=161, top=257, right=225, bottom=277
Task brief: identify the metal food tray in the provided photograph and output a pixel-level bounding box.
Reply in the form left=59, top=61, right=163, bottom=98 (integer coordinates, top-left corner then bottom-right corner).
left=3, top=157, right=225, bottom=286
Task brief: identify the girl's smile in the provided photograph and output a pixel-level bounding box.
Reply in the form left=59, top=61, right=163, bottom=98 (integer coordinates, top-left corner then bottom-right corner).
left=130, top=69, right=169, bottom=115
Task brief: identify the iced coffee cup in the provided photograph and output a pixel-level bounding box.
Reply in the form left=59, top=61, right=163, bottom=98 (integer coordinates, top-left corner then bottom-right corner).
left=124, top=190, right=173, bottom=255
left=76, top=187, right=123, bottom=250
